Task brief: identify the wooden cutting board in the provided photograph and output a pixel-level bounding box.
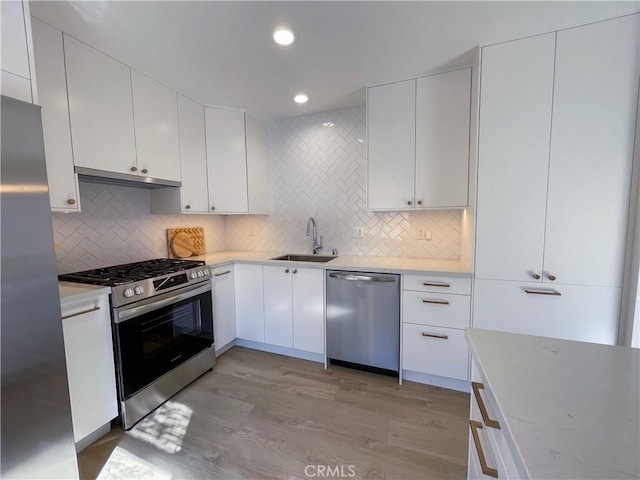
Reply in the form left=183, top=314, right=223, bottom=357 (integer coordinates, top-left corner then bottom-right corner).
left=166, top=227, right=206, bottom=258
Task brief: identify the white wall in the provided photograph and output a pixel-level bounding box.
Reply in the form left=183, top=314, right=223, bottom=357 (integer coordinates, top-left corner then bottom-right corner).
left=225, top=105, right=463, bottom=258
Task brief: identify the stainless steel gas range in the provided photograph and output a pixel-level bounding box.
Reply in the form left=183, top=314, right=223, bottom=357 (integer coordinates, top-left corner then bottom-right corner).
left=59, top=258, right=214, bottom=429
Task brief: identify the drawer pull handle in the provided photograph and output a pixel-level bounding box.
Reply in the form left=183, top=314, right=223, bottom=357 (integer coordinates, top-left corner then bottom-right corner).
left=524, top=288, right=561, bottom=296
left=469, top=420, right=499, bottom=478
left=214, top=270, right=231, bottom=277
left=422, top=332, right=448, bottom=340
left=422, top=282, right=450, bottom=288
left=62, top=306, right=100, bottom=320
left=472, top=382, right=501, bottom=429
left=422, top=299, right=450, bottom=305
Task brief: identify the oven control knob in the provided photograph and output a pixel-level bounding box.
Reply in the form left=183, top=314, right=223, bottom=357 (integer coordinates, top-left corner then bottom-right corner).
left=197, top=270, right=204, bottom=277
left=134, top=286, right=144, bottom=295
left=123, top=288, right=134, bottom=298
left=189, top=271, right=198, bottom=279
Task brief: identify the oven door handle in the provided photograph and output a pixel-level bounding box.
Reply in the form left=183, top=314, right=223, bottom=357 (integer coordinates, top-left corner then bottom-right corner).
left=115, top=283, right=211, bottom=323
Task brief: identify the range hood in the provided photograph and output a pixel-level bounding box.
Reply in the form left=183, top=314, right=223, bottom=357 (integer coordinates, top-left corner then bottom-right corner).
left=75, top=167, right=181, bottom=189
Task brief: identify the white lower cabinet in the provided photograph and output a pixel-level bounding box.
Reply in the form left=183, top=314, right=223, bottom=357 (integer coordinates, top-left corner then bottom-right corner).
left=402, top=324, right=468, bottom=380
left=402, top=274, right=471, bottom=383
left=263, top=266, right=324, bottom=354
left=234, top=264, right=265, bottom=342
left=211, top=265, right=236, bottom=353
left=61, top=293, right=117, bottom=443
left=473, top=279, right=620, bottom=345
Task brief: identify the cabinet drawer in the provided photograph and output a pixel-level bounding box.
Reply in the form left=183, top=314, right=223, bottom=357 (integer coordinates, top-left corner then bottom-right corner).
left=402, top=290, right=470, bottom=329
left=402, top=323, right=468, bottom=380
left=404, top=274, right=471, bottom=295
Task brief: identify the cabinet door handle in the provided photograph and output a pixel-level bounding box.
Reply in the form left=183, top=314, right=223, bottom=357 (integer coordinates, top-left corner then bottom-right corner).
left=421, top=332, right=448, bottom=339
left=214, top=270, right=231, bottom=277
left=471, top=382, right=501, bottom=429
left=66, top=198, right=76, bottom=205
left=62, top=306, right=100, bottom=320
left=524, top=288, right=561, bottom=296
left=547, top=274, right=556, bottom=281
left=422, top=281, right=450, bottom=288
left=185, top=205, right=191, bottom=210
left=417, top=200, right=423, bottom=206
left=130, top=166, right=137, bottom=172
left=531, top=272, right=541, bottom=280
left=211, top=206, right=216, bottom=211
left=285, top=268, right=290, bottom=274
left=141, top=168, right=148, bottom=174
left=292, top=269, right=298, bottom=274
left=469, top=420, right=499, bottom=478
left=407, top=200, right=413, bottom=206
left=422, top=299, right=450, bottom=305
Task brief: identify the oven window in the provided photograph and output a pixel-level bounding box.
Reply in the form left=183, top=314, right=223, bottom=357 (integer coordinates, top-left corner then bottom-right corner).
left=115, top=290, right=213, bottom=399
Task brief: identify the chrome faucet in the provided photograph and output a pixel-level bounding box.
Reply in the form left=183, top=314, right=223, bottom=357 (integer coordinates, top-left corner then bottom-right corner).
left=306, top=217, right=323, bottom=254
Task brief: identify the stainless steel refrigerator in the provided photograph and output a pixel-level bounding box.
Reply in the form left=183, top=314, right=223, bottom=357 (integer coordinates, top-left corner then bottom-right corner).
left=1, top=95, right=79, bottom=478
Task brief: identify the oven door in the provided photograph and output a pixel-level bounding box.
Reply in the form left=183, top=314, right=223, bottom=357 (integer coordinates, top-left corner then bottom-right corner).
left=113, top=281, right=213, bottom=400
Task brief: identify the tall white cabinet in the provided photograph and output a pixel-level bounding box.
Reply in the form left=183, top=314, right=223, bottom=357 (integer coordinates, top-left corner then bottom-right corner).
left=30, top=18, right=80, bottom=212
left=1, top=0, right=37, bottom=103
left=473, top=14, right=639, bottom=345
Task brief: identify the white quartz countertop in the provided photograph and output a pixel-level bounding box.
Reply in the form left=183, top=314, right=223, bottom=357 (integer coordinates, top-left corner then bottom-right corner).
left=192, top=250, right=472, bottom=276
left=466, top=328, right=640, bottom=480
left=59, top=282, right=111, bottom=304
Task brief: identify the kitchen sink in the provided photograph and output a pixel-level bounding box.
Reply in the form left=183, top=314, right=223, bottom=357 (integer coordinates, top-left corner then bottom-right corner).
left=270, top=254, right=337, bottom=263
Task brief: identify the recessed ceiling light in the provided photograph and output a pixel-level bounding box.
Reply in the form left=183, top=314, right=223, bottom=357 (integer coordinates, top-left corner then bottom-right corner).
left=293, top=93, right=308, bottom=104
left=273, top=27, right=295, bottom=46
left=322, top=122, right=334, bottom=127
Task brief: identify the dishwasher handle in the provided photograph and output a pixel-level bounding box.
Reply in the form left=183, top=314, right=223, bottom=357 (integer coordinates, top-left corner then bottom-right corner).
left=328, top=272, right=396, bottom=283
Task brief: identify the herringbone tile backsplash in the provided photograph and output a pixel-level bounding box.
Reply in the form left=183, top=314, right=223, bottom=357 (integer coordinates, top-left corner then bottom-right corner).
left=53, top=104, right=461, bottom=273
left=52, top=183, right=225, bottom=274
left=225, top=105, right=462, bottom=258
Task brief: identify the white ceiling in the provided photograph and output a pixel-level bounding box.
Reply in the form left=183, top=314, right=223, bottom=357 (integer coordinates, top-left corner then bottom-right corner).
left=30, top=1, right=638, bottom=120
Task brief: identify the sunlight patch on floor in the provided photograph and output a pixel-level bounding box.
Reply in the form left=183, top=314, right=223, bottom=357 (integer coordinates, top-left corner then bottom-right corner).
left=96, top=446, right=172, bottom=480
left=128, top=401, right=194, bottom=454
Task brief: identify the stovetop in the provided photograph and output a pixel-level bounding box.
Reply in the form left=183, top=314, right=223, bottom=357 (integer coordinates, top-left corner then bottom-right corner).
left=59, top=258, right=206, bottom=286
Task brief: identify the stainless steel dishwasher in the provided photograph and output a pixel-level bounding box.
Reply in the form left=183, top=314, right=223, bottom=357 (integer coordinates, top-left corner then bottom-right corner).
left=326, top=270, right=400, bottom=375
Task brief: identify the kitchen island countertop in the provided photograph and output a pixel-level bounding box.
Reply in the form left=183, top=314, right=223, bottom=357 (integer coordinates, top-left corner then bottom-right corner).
left=192, top=250, right=472, bottom=276
left=466, top=328, right=640, bottom=480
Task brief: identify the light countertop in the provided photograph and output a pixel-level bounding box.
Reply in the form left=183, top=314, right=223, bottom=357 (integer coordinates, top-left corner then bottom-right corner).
left=192, top=250, right=472, bottom=276
left=59, top=282, right=110, bottom=304
left=466, top=328, right=639, bottom=480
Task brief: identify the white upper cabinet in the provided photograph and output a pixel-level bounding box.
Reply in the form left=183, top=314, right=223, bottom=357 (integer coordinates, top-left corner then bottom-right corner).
left=131, top=71, right=180, bottom=182
left=367, top=79, right=416, bottom=210
left=415, top=68, right=470, bottom=208
left=245, top=112, right=269, bottom=214
left=177, top=94, right=209, bottom=212
left=543, top=15, right=639, bottom=287
left=205, top=107, right=248, bottom=213
left=475, top=33, right=556, bottom=282
left=1, top=1, right=35, bottom=103
left=367, top=70, right=471, bottom=211
left=476, top=15, right=638, bottom=287
left=64, top=35, right=137, bottom=176
left=31, top=18, right=80, bottom=212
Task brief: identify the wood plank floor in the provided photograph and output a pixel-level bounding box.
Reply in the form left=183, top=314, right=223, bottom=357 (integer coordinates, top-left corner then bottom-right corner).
left=79, top=347, right=470, bottom=479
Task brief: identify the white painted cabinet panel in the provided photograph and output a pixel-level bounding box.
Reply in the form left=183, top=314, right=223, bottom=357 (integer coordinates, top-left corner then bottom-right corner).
left=1, top=70, right=32, bottom=103
left=543, top=15, right=639, bottom=288
left=31, top=18, right=79, bottom=212
left=367, top=79, right=416, bottom=210
left=212, top=266, right=236, bottom=353
left=177, top=94, right=208, bottom=212
left=263, top=266, right=294, bottom=347
left=64, top=35, right=137, bottom=176
left=245, top=112, right=269, bottom=214
left=1, top=1, right=30, bottom=80
left=402, top=290, right=470, bottom=330
left=234, top=264, right=264, bottom=342
left=205, top=107, right=248, bottom=213
left=131, top=71, right=180, bottom=182
left=61, top=294, right=118, bottom=443
left=475, top=33, right=556, bottom=282
left=415, top=68, right=470, bottom=208
left=292, top=267, right=324, bottom=354
left=473, top=279, right=620, bottom=345
left=402, top=323, right=469, bottom=380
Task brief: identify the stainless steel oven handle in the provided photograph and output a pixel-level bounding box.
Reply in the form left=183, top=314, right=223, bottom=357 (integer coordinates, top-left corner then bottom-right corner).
left=115, top=283, right=211, bottom=323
